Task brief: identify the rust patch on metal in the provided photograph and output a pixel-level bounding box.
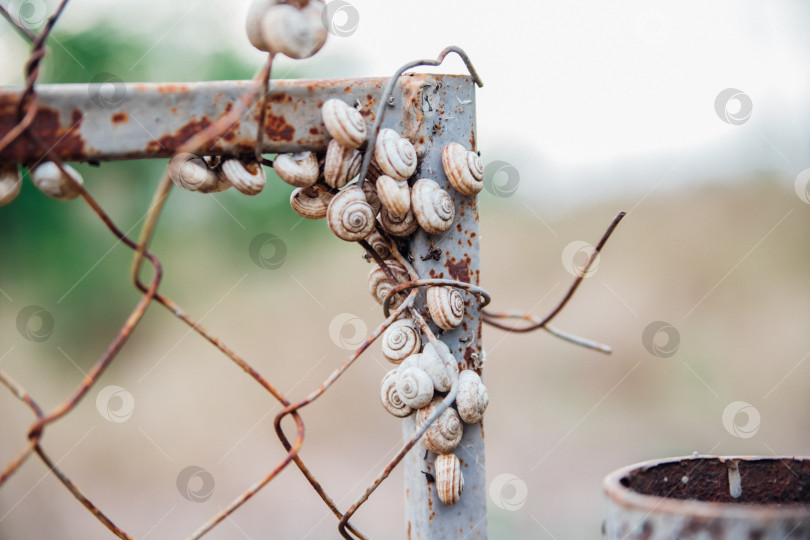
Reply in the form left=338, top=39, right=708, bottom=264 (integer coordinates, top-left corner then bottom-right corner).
left=156, top=83, right=189, bottom=94
left=147, top=117, right=212, bottom=153
left=263, top=113, right=295, bottom=142
left=446, top=255, right=471, bottom=283
left=429, top=511, right=435, bottom=523
left=309, top=126, right=320, bottom=136
left=0, top=105, right=88, bottom=162
left=111, top=112, right=128, bottom=124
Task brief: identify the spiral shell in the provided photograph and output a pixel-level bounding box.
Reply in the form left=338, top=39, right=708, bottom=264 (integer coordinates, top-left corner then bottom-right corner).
left=368, top=259, right=409, bottom=307
left=374, top=129, right=416, bottom=181
left=396, top=366, right=434, bottom=409
left=168, top=153, right=219, bottom=192
left=324, top=139, right=362, bottom=189
left=412, top=178, right=455, bottom=234
left=435, top=453, right=464, bottom=506
left=221, top=159, right=266, bottom=196
left=417, top=397, right=464, bottom=454
left=274, top=151, right=319, bottom=188
left=376, top=175, right=410, bottom=218
left=361, top=179, right=381, bottom=216
left=245, top=0, right=278, bottom=52
left=379, top=207, right=418, bottom=237
left=326, top=185, right=375, bottom=241
left=382, top=319, right=421, bottom=363
left=427, top=286, right=465, bottom=330
left=322, top=99, right=367, bottom=149
left=380, top=369, right=413, bottom=418
left=420, top=340, right=459, bottom=393
left=290, top=184, right=333, bottom=219
left=31, top=162, right=84, bottom=200
left=366, top=157, right=384, bottom=183
left=442, top=142, right=484, bottom=197
left=456, top=370, right=489, bottom=424
left=365, top=229, right=391, bottom=260
left=0, top=163, right=22, bottom=206
left=260, top=1, right=327, bottom=59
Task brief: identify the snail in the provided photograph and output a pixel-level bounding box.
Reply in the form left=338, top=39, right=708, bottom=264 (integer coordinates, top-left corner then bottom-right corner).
left=380, top=369, right=413, bottom=418
left=0, top=163, right=22, bottom=206
left=368, top=259, right=409, bottom=307
left=326, top=185, right=375, bottom=241
left=260, top=1, right=327, bottom=59
left=426, top=286, right=465, bottom=330
left=168, top=153, right=220, bottom=192
left=274, top=151, right=319, bottom=188
left=381, top=318, right=421, bottom=363
left=456, top=370, right=489, bottom=424
left=435, top=453, right=464, bottom=506
left=379, top=207, right=418, bottom=237
left=420, top=340, right=459, bottom=393
left=365, top=157, right=384, bottom=183
left=411, top=178, right=454, bottom=234
left=30, top=161, right=84, bottom=200
left=245, top=0, right=277, bottom=52
left=416, top=396, right=464, bottom=454
left=361, top=179, right=381, bottom=216
left=290, top=184, right=333, bottom=219
left=441, top=142, right=484, bottom=197
left=373, top=129, right=416, bottom=181
left=395, top=365, right=434, bottom=409
left=365, top=229, right=391, bottom=260
left=322, top=99, right=367, bottom=149
left=220, top=158, right=266, bottom=196
left=324, top=138, right=362, bottom=189
left=376, top=175, right=410, bottom=218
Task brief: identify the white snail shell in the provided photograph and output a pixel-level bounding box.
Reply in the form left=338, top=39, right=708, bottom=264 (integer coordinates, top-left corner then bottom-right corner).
left=376, top=175, right=410, bottom=218
left=168, top=153, right=219, bottom=192
left=326, top=185, right=375, bottom=241
left=221, top=159, right=266, bottom=196
left=245, top=0, right=278, bottom=52
left=365, top=229, right=391, bottom=260
left=0, top=163, right=22, bottom=206
left=427, top=286, right=465, bottom=330
left=411, top=178, right=455, bottom=234
left=368, top=259, right=409, bottom=307
left=456, top=370, right=489, bottom=424
left=395, top=366, right=434, bottom=409
left=290, top=184, right=333, bottom=219
left=274, top=151, right=319, bottom=188
left=420, top=340, right=459, bottom=393
left=30, top=162, right=84, bottom=200
left=379, top=207, right=418, bottom=237
left=441, top=142, right=484, bottom=197
left=322, top=99, right=367, bottom=149
left=417, top=396, right=464, bottom=455
left=260, top=1, right=327, bottom=60
left=382, top=319, right=421, bottom=364
left=373, top=129, right=417, bottom=182
left=361, top=179, right=381, bottom=216
left=435, top=453, right=464, bottom=506
left=380, top=369, right=413, bottom=418
left=366, top=157, right=384, bottom=183
left=324, top=139, right=362, bottom=189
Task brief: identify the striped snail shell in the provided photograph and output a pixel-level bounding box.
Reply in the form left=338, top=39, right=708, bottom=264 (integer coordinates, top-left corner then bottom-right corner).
left=0, top=163, right=22, bottom=206
left=31, top=162, right=84, bottom=200
left=382, top=318, right=421, bottom=363
left=417, top=397, right=464, bottom=454
left=260, top=1, right=327, bottom=59
left=379, top=207, right=418, bottom=237
left=274, top=151, right=319, bottom=188
left=373, top=129, right=416, bottom=181
left=290, top=184, right=333, bottom=219
left=365, top=229, right=391, bottom=260
left=326, top=185, right=375, bottom=241
left=427, top=286, right=465, bottom=330
left=220, top=158, right=266, bottom=196
left=456, top=370, right=489, bottom=424
left=324, top=139, right=362, bottom=189
left=376, top=175, right=410, bottom=218
left=380, top=369, right=413, bottom=418
left=395, top=365, right=434, bottom=409
left=361, top=178, right=381, bottom=216
left=368, top=259, right=409, bottom=308
left=420, top=340, right=459, bottom=393
left=441, top=142, right=484, bottom=197
left=322, top=99, right=367, bottom=149
left=412, top=178, right=454, bottom=234
left=435, top=453, right=464, bottom=506
left=168, top=153, right=219, bottom=192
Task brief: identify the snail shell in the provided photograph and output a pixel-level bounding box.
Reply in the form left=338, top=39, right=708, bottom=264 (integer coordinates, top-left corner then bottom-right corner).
left=0, top=163, right=22, bottom=206
left=435, top=453, right=464, bottom=506
left=380, top=369, right=413, bottom=418
left=221, top=159, right=266, bottom=196
left=365, top=229, right=391, bottom=260
left=373, top=129, right=416, bottom=182
left=382, top=319, right=421, bottom=363
left=379, top=207, right=418, bottom=237
left=417, top=397, right=464, bottom=454
left=420, top=340, right=459, bottom=393
left=427, top=286, right=465, bottom=330
left=326, top=185, right=375, bottom=241
left=30, top=162, right=84, bottom=200
left=376, top=175, right=410, bottom=218
left=322, top=99, right=367, bottom=149
left=290, top=184, right=333, bottom=219
left=395, top=366, right=434, bottom=409
left=324, top=139, right=362, bottom=189
left=168, top=153, right=219, bottom=192
left=456, top=370, right=489, bottom=424
left=361, top=179, right=381, bottom=216
left=245, top=0, right=278, bottom=52
left=441, top=142, right=484, bottom=197
left=368, top=259, right=409, bottom=307
left=274, top=151, right=319, bottom=188
left=411, top=178, right=455, bottom=234
left=260, top=1, right=327, bottom=60
left=366, top=157, right=384, bottom=183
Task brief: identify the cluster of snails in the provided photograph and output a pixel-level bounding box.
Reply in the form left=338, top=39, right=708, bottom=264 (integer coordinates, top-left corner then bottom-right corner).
left=168, top=155, right=267, bottom=195
left=0, top=161, right=88, bottom=205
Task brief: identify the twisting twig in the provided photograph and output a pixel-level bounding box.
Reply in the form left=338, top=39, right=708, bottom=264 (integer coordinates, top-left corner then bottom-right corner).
left=0, top=4, right=38, bottom=42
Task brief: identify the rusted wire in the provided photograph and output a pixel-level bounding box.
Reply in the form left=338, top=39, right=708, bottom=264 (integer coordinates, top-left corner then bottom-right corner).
left=382, top=278, right=492, bottom=318
left=254, top=53, right=275, bottom=164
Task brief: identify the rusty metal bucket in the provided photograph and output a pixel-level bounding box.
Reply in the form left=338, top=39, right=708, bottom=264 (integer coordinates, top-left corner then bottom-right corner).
left=603, top=456, right=810, bottom=539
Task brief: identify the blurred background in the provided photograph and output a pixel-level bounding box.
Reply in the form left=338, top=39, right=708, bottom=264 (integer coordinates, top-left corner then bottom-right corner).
left=1, top=0, right=809, bottom=538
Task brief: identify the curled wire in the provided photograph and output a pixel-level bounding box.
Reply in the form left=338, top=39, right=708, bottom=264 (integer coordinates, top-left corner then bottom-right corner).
left=382, top=278, right=492, bottom=318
